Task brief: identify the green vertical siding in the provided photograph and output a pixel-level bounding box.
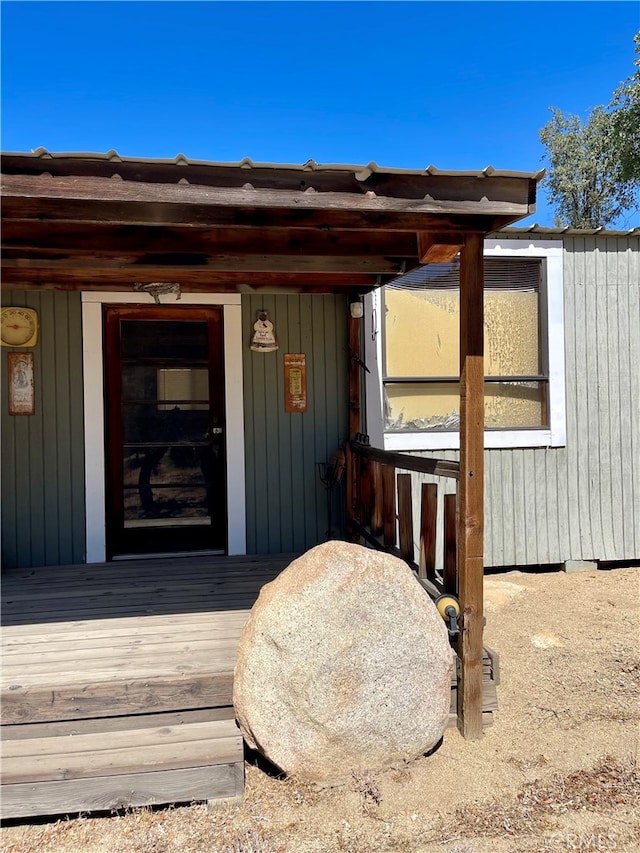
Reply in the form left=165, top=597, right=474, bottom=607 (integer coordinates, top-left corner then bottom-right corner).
left=1, top=291, right=86, bottom=568
left=242, top=294, right=349, bottom=554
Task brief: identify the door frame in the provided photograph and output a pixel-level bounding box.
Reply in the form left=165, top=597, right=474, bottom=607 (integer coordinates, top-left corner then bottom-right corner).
left=82, top=292, right=246, bottom=562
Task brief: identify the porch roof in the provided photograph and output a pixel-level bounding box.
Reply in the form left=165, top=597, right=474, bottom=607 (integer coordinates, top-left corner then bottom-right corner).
left=1, top=149, right=541, bottom=293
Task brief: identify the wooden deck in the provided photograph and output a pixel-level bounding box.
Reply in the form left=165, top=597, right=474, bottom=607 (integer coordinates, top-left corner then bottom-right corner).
left=1, top=554, right=291, bottom=820
left=1, top=552, right=498, bottom=820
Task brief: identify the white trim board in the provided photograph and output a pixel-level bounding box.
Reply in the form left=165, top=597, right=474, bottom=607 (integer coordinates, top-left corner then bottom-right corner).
left=81, top=292, right=246, bottom=562
left=364, top=240, right=566, bottom=451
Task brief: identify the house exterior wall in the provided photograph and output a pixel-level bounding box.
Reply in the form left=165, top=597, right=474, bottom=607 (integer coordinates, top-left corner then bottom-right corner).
left=1, top=291, right=349, bottom=568
left=243, top=293, right=349, bottom=554
left=1, top=290, right=86, bottom=568
left=403, top=233, right=640, bottom=566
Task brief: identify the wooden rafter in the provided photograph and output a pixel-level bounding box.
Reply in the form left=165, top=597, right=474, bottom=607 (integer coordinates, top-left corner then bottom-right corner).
left=417, top=231, right=465, bottom=264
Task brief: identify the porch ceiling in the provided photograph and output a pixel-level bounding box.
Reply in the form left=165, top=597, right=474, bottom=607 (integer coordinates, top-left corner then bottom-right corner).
left=1, top=150, right=542, bottom=293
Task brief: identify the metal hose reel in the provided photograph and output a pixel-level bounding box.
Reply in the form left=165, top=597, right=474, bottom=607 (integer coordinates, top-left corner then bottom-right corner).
left=435, top=594, right=461, bottom=638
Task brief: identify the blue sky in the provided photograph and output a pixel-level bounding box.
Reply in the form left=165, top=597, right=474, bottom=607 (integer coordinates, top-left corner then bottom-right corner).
left=2, top=0, right=638, bottom=226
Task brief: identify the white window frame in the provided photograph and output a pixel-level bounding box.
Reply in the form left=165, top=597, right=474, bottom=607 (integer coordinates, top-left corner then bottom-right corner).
left=364, top=239, right=566, bottom=451
left=81, top=292, right=246, bottom=562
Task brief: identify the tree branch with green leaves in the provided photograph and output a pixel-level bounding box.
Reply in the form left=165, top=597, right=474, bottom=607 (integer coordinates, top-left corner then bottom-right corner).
left=539, top=32, right=639, bottom=228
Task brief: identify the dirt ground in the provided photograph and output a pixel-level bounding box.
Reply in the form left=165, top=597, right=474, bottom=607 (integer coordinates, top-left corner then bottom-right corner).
left=3, top=565, right=639, bottom=853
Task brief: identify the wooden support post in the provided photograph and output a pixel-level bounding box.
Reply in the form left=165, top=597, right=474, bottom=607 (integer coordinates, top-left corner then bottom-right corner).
left=444, top=492, right=458, bottom=594
left=348, top=315, right=361, bottom=440
left=397, top=473, right=414, bottom=562
left=382, top=465, right=396, bottom=548
left=419, top=483, right=437, bottom=581
left=457, top=232, right=485, bottom=740
left=371, top=461, right=383, bottom=536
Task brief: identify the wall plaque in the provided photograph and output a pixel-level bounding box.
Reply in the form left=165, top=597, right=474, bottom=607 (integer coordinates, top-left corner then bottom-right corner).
left=8, top=351, right=35, bottom=415
left=284, top=353, right=307, bottom=413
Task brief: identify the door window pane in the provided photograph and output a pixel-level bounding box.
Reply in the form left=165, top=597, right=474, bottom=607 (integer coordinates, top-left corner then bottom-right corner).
left=157, top=368, right=209, bottom=409
left=123, top=487, right=211, bottom=527
left=123, top=445, right=211, bottom=526
left=121, top=320, right=208, bottom=360
left=123, top=406, right=210, bottom=444
left=122, top=366, right=210, bottom=403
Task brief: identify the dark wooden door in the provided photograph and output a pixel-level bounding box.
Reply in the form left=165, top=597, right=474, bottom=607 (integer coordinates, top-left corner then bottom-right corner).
left=104, top=306, right=226, bottom=558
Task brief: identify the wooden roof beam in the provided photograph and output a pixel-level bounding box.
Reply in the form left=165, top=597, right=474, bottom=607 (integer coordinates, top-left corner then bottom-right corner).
left=1, top=253, right=408, bottom=275
left=1, top=173, right=535, bottom=230
left=0, top=264, right=379, bottom=291
left=0, top=222, right=421, bottom=258
left=0, top=167, right=538, bottom=206
left=1, top=200, right=525, bottom=234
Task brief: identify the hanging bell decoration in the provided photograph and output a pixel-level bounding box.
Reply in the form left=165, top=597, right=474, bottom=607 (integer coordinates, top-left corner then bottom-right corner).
left=251, top=311, right=278, bottom=352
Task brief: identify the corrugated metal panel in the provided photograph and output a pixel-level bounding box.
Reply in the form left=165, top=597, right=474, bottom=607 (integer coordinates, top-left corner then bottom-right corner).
left=408, top=233, right=640, bottom=567
left=1, top=291, right=86, bottom=568
left=242, top=294, right=349, bottom=554
left=493, top=225, right=640, bottom=238
left=2, top=148, right=545, bottom=181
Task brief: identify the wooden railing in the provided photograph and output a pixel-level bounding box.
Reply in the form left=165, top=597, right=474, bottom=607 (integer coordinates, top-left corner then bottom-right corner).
left=345, top=439, right=460, bottom=599
left=345, top=438, right=499, bottom=732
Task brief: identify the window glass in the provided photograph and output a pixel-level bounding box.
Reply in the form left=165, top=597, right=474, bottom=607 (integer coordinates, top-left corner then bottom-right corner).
left=383, top=258, right=545, bottom=431
left=385, top=381, right=546, bottom=431
left=485, top=291, right=540, bottom=377
left=120, top=320, right=208, bottom=360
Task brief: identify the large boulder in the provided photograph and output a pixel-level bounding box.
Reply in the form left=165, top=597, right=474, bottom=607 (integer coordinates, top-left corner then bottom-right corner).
left=233, top=541, right=454, bottom=785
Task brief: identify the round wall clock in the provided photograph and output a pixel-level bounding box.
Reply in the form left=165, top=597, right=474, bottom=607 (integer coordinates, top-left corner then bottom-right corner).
left=1, top=307, right=39, bottom=347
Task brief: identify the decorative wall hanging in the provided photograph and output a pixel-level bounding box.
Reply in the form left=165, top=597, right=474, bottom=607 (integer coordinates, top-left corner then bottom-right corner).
left=284, top=353, right=307, bottom=413
left=8, top=352, right=35, bottom=415
left=251, top=311, right=278, bottom=352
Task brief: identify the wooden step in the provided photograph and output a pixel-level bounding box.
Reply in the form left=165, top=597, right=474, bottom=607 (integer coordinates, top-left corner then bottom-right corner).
left=1, top=712, right=244, bottom=820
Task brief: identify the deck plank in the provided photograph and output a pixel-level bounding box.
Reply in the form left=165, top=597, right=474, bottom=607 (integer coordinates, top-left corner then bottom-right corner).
left=2, top=610, right=251, bottom=637
left=2, top=638, right=242, bottom=673
left=1, top=763, right=244, bottom=819
left=2, top=672, right=235, bottom=724
left=1, top=707, right=233, bottom=740
left=3, top=622, right=249, bottom=653
left=2, top=719, right=242, bottom=783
